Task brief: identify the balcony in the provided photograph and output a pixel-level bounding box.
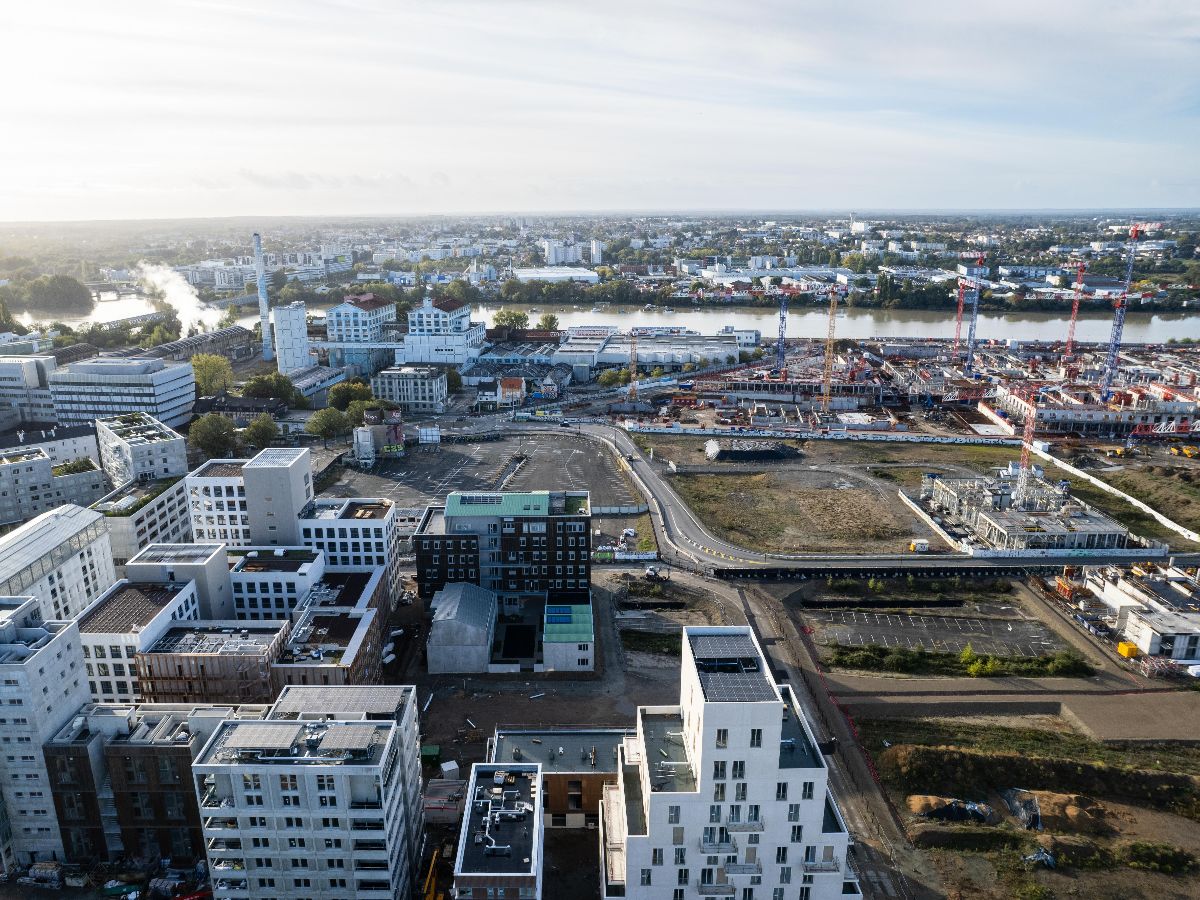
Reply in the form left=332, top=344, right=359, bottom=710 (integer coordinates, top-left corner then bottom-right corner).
left=354, top=840, right=388, bottom=851
left=205, top=817, right=239, bottom=831
left=201, top=789, right=234, bottom=809
left=696, top=884, right=735, bottom=896
left=725, top=819, right=763, bottom=832
left=208, top=838, right=242, bottom=852
left=699, top=839, right=737, bottom=854
left=350, top=798, right=383, bottom=810
left=211, top=878, right=248, bottom=893
left=723, top=861, right=761, bottom=876
left=210, top=859, right=246, bottom=874
left=804, top=857, right=842, bottom=873
left=351, top=820, right=385, bottom=831
left=353, top=860, right=390, bottom=870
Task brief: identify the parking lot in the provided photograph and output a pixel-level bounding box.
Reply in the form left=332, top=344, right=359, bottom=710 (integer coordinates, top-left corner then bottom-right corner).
left=808, top=609, right=1064, bottom=657
left=324, top=434, right=640, bottom=509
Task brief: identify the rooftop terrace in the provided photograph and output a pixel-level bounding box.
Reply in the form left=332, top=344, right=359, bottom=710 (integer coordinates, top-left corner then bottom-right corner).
left=191, top=460, right=247, bottom=479
left=639, top=709, right=696, bottom=793
left=147, top=622, right=284, bottom=656
left=199, top=718, right=391, bottom=767
left=492, top=727, right=629, bottom=774
left=230, top=548, right=320, bottom=574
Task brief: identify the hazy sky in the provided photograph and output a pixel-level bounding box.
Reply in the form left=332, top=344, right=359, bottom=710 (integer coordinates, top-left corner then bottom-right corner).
left=3, top=0, right=1198, bottom=221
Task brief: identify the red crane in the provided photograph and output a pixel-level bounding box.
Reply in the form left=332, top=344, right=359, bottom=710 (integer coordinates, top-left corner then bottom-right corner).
left=1064, top=261, right=1086, bottom=358
left=1015, top=388, right=1042, bottom=506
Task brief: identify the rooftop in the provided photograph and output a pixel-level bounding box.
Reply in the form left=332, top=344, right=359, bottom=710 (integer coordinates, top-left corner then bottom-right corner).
left=0, top=505, right=106, bottom=593
left=129, top=543, right=224, bottom=566
left=230, top=548, right=320, bottom=574
left=0, top=424, right=95, bottom=452
left=542, top=604, right=594, bottom=644
left=269, top=684, right=414, bottom=721
left=244, top=447, right=309, bottom=469
left=78, top=582, right=185, bottom=635
left=493, top=727, right=629, bottom=774
left=303, top=497, right=394, bottom=520
left=687, top=629, right=778, bottom=703
left=457, top=764, right=541, bottom=876
left=278, top=609, right=372, bottom=666
left=778, top=685, right=824, bottom=770
left=93, top=475, right=182, bottom=517
left=199, top=718, right=392, bottom=767
left=0, top=447, right=49, bottom=467
left=97, top=413, right=180, bottom=444
left=301, top=572, right=377, bottom=610
left=147, top=621, right=285, bottom=656
left=639, top=709, right=696, bottom=793
left=191, top=460, right=247, bottom=478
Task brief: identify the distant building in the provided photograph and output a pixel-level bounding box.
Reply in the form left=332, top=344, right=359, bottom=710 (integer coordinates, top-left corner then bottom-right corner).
left=324, top=293, right=398, bottom=375
left=0, top=505, right=116, bottom=621
left=512, top=266, right=599, bottom=284
left=398, top=296, right=486, bottom=366
left=542, top=239, right=583, bottom=265
left=273, top=300, right=313, bottom=375
left=371, top=366, right=448, bottom=413
left=49, top=358, right=196, bottom=428
left=95, top=412, right=188, bottom=487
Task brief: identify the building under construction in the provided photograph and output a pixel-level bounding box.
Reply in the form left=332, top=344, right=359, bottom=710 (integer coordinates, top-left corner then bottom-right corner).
left=920, top=468, right=1132, bottom=552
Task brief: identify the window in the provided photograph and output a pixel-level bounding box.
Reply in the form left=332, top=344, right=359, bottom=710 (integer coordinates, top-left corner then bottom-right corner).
left=776, top=782, right=788, bottom=801
left=735, top=783, right=747, bottom=802
left=713, top=783, right=726, bottom=802
left=712, top=760, right=726, bottom=780
left=667, top=805, right=680, bottom=824
left=775, top=847, right=788, bottom=864
left=709, top=805, right=721, bottom=823
left=791, top=825, right=803, bottom=843
left=640, top=869, right=652, bottom=886
left=674, top=847, right=686, bottom=865
left=780, top=866, right=792, bottom=884
left=748, top=804, right=760, bottom=823
left=676, top=868, right=689, bottom=886
left=673, top=827, right=684, bottom=846
left=732, top=760, right=745, bottom=780
left=802, top=781, right=814, bottom=800
left=715, top=728, right=728, bottom=748
left=652, top=848, right=663, bottom=866
left=788, top=804, right=801, bottom=823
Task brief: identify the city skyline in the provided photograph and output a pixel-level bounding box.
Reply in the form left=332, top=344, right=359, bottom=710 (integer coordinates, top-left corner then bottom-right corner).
left=3, top=0, right=1198, bottom=222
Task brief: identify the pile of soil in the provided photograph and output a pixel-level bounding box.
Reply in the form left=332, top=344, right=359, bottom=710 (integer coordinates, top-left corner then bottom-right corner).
left=907, top=794, right=1001, bottom=824
left=1031, top=791, right=1114, bottom=836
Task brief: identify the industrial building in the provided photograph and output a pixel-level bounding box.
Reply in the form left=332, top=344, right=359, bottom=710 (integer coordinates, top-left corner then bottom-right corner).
left=920, top=469, right=1134, bottom=553
left=272, top=301, right=313, bottom=374
left=426, top=583, right=498, bottom=674
left=140, top=326, right=255, bottom=363
left=195, top=685, right=423, bottom=900
left=1085, top=565, right=1200, bottom=665
left=453, top=763, right=544, bottom=900
left=599, top=627, right=859, bottom=898
left=0, top=505, right=116, bottom=622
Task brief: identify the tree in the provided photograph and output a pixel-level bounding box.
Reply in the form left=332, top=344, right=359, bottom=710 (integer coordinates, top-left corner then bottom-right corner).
left=242, top=372, right=299, bottom=405
left=20, top=275, right=93, bottom=315
left=444, top=367, right=462, bottom=394
left=189, top=413, right=239, bottom=459
left=192, top=353, right=234, bottom=396
left=345, top=398, right=399, bottom=426
left=492, top=308, right=529, bottom=329
left=328, top=379, right=373, bottom=411
left=596, top=369, right=622, bottom=387
left=242, top=413, right=279, bottom=451
left=535, top=313, right=560, bottom=331
left=270, top=269, right=288, bottom=292
left=306, top=407, right=348, bottom=448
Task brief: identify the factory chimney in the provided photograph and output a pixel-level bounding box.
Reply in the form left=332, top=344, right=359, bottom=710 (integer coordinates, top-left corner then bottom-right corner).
left=253, top=232, right=274, bottom=361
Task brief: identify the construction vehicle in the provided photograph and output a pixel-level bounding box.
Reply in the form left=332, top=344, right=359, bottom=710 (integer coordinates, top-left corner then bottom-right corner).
left=1184, top=446, right=1200, bottom=459
left=644, top=565, right=669, bottom=582
left=909, top=539, right=929, bottom=553
left=1170, top=445, right=1184, bottom=456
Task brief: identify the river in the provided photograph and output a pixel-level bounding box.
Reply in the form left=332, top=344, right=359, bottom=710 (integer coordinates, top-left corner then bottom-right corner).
left=24, top=295, right=1200, bottom=344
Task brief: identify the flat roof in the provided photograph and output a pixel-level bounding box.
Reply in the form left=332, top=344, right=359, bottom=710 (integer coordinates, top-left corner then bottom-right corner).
left=493, top=727, right=629, bottom=774
left=269, top=684, right=414, bottom=721
left=0, top=505, right=106, bottom=588
left=129, top=543, right=224, bottom=566
left=458, top=764, right=541, bottom=876
left=688, top=630, right=777, bottom=703
left=231, top=548, right=320, bottom=573
left=191, top=460, right=247, bottom=478
left=779, top=686, right=824, bottom=770
left=446, top=491, right=549, bottom=518
left=543, top=604, right=594, bottom=644
left=200, top=718, right=391, bottom=766
left=78, top=583, right=184, bottom=634
left=147, top=621, right=284, bottom=655
left=640, top=710, right=695, bottom=793
left=245, top=448, right=308, bottom=468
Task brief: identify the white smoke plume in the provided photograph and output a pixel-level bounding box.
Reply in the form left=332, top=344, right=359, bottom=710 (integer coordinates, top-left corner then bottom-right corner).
left=135, top=262, right=223, bottom=333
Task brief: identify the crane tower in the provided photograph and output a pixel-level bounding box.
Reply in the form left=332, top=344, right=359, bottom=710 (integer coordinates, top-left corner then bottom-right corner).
left=963, top=253, right=985, bottom=374
left=1064, top=261, right=1086, bottom=359
left=952, top=278, right=966, bottom=359
left=821, top=287, right=840, bottom=413
left=1014, top=389, right=1042, bottom=507
left=628, top=329, right=638, bottom=401
left=1098, top=225, right=1140, bottom=402
left=776, top=292, right=788, bottom=371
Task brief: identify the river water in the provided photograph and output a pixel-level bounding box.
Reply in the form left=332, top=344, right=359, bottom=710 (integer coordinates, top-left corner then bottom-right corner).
left=27, top=295, right=1200, bottom=344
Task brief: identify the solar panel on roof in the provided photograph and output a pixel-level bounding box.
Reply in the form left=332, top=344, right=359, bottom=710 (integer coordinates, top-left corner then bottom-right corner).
left=318, top=724, right=380, bottom=751
left=224, top=722, right=304, bottom=750
left=689, top=632, right=759, bottom=659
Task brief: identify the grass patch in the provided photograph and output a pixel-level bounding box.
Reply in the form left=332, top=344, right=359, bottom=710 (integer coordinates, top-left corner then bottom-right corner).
left=1120, top=841, right=1198, bottom=875
left=1098, top=465, right=1200, bottom=535
left=52, top=457, right=97, bottom=476
left=819, top=575, right=1013, bottom=600
left=827, top=644, right=1094, bottom=678
left=620, top=630, right=680, bottom=656
left=855, top=719, right=1200, bottom=776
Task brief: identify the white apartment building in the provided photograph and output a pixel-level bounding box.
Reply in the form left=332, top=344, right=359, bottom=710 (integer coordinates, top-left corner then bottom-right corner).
left=542, top=239, right=583, bottom=265
left=194, top=684, right=423, bottom=900
left=297, top=498, right=405, bottom=610
left=229, top=548, right=326, bottom=620
left=591, top=240, right=605, bottom=265
left=0, top=446, right=108, bottom=528
left=397, top=296, right=486, bottom=366
left=273, top=301, right=314, bottom=375
left=186, top=459, right=251, bottom=544
left=125, top=543, right=235, bottom=621
left=187, top=449, right=314, bottom=547
left=92, top=475, right=192, bottom=567
left=0, top=597, right=89, bottom=870
left=95, top=413, right=188, bottom=487
left=370, top=366, right=448, bottom=413
left=326, top=295, right=397, bottom=343
left=0, top=424, right=98, bottom=467
left=0, top=505, right=116, bottom=622
left=0, top=356, right=57, bottom=426
left=49, top=358, right=196, bottom=428
left=75, top=579, right=201, bottom=703
left=600, top=627, right=859, bottom=900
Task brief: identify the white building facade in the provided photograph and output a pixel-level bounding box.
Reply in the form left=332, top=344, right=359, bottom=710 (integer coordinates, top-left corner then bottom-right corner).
left=49, top=358, right=196, bottom=428
left=370, top=367, right=448, bottom=413
left=397, top=297, right=486, bottom=366
left=273, top=301, right=314, bottom=375
left=95, top=413, right=188, bottom=487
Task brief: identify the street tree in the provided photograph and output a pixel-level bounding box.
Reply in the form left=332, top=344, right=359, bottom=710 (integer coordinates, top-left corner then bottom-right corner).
left=242, top=413, right=279, bottom=450
left=189, top=413, right=239, bottom=458
left=535, top=313, right=560, bottom=331
left=192, top=353, right=234, bottom=396
left=328, top=379, right=373, bottom=411
left=305, top=407, right=348, bottom=448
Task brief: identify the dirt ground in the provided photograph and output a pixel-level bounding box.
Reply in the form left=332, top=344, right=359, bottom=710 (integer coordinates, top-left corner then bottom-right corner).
left=1097, top=460, right=1200, bottom=534
left=671, top=470, right=929, bottom=554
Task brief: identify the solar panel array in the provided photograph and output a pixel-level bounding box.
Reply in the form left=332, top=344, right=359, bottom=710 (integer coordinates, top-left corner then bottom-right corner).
left=224, top=722, right=304, bottom=750
left=318, top=723, right=381, bottom=751
left=697, top=671, right=777, bottom=703
left=688, top=632, right=759, bottom=659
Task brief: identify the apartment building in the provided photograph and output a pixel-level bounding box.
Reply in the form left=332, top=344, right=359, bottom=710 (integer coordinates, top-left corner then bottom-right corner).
left=273, top=301, right=313, bottom=375
left=92, top=475, right=191, bottom=567
left=298, top=498, right=405, bottom=613
left=0, top=505, right=116, bottom=622
left=0, top=598, right=89, bottom=871
left=452, top=763, right=544, bottom=900
left=124, top=543, right=234, bottom=620
left=186, top=459, right=251, bottom=545
left=195, top=684, right=423, bottom=900
left=135, top=621, right=291, bottom=705
left=0, top=356, right=57, bottom=427
left=229, top=548, right=326, bottom=620
left=398, top=296, right=486, bottom=366
left=600, top=627, right=859, bottom=899
left=187, top=449, right=315, bottom=547
left=326, top=294, right=397, bottom=343
left=43, top=701, right=269, bottom=866
left=370, top=366, right=448, bottom=413
left=271, top=603, right=381, bottom=691
left=414, top=490, right=592, bottom=603
left=76, top=580, right=201, bottom=703
left=95, top=412, right=188, bottom=487
left=0, top=423, right=98, bottom=467
left=48, top=358, right=196, bottom=428
left=0, top=446, right=108, bottom=528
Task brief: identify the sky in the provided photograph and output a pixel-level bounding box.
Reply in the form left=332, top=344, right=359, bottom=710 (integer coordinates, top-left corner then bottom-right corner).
left=2, top=0, right=1198, bottom=221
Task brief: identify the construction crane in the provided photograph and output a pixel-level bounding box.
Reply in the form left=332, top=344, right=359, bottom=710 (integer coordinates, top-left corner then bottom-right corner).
left=1014, top=388, right=1042, bottom=508
left=776, top=292, right=788, bottom=371
left=963, top=252, right=986, bottom=374
left=821, top=286, right=840, bottom=412
left=952, top=278, right=966, bottom=359
left=628, top=329, right=638, bottom=401
left=1064, top=261, right=1086, bottom=359
left=1098, top=225, right=1140, bottom=402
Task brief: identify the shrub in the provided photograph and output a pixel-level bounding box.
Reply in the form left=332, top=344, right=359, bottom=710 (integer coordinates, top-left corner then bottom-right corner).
left=1120, top=841, right=1198, bottom=875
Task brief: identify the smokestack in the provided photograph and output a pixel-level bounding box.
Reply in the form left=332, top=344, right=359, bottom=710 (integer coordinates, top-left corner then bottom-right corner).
left=253, top=232, right=274, bottom=362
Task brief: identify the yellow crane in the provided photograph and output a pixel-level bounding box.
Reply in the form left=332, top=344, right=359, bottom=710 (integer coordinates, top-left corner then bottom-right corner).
left=821, top=286, right=840, bottom=413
